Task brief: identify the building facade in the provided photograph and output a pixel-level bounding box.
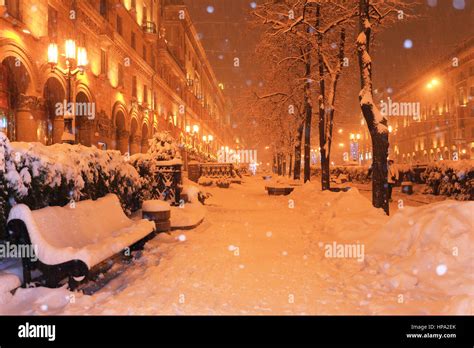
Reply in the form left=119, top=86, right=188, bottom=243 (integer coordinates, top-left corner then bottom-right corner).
left=387, top=38, right=474, bottom=164
left=0, top=0, right=232, bottom=162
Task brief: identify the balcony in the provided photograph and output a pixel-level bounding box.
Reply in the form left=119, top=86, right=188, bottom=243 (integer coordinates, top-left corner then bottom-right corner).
left=98, top=21, right=115, bottom=48
left=142, top=21, right=158, bottom=43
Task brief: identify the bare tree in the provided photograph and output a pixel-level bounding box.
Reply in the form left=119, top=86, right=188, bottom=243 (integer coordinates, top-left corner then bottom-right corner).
left=355, top=0, right=414, bottom=214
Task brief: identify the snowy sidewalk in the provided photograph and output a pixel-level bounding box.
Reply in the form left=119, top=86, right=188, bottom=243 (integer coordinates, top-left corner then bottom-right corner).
left=1, top=177, right=472, bottom=315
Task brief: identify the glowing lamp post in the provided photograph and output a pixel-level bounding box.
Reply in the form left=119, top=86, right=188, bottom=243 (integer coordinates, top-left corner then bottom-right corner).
left=191, top=124, right=199, bottom=149
left=47, top=40, right=88, bottom=143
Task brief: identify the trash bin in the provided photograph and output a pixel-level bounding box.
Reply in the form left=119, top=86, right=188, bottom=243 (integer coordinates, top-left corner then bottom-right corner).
left=142, top=200, right=171, bottom=232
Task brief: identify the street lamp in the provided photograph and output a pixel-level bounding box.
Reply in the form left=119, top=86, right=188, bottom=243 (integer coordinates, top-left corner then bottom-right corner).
left=47, top=40, right=88, bottom=143
left=190, top=124, right=199, bottom=149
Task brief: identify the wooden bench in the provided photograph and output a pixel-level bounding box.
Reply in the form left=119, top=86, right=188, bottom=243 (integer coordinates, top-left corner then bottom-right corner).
left=7, top=194, right=155, bottom=290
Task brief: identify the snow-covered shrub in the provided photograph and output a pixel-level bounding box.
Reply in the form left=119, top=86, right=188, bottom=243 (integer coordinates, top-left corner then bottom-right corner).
left=0, top=133, right=141, bottom=239
left=313, top=164, right=414, bottom=185
left=130, top=131, right=183, bottom=203
left=422, top=160, right=473, bottom=200
left=197, top=176, right=213, bottom=186
left=216, top=178, right=230, bottom=188
left=147, top=131, right=181, bottom=161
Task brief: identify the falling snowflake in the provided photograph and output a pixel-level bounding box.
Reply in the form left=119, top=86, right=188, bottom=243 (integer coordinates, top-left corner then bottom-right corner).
left=177, top=234, right=186, bottom=242
left=403, top=39, right=413, bottom=49
left=266, top=231, right=272, bottom=237
left=436, top=264, right=448, bottom=276
left=206, top=5, right=215, bottom=14
left=40, top=304, right=48, bottom=311
left=282, top=251, right=288, bottom=256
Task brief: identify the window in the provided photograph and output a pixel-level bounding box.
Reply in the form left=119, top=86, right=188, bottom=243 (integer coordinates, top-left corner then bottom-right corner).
left=143, top=45, right=147, bottom=61
left=48, top=6, right=58, bottom=39
left=117, top=63, right=124, bottom=87
left=116, top=15, right=122, bottom=36
left=143, top=5, right=147, bottom=23
left=470, top=86, right=474, bottom=97
left=131, top=32, right=136, bottom=50
left=143, top=85, right=148, bottom=104
left=100, top=49, right=108, bottom=75
left=5, top=0, right=21, bottom=20
left=99, top=0, right=107, bottom=17
left=132, top=76, right=137, bottom=98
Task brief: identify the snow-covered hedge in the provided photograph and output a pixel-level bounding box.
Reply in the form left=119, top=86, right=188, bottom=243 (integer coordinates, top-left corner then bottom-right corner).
left=130, top=131, right=182, bottom=203
left=422, top=160, right=473, bottom=200
left=147, top=131, right=182, bottom=161
left=0, top=133, right=141, bottom=239
left=311, top=165, right=371, bottom=184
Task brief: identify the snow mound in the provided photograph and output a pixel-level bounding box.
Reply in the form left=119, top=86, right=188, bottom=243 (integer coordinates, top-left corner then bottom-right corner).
left=373, top=201, right=474, bottom=300
left=142, top=200, right=170, bottom=212
left=0, top=272, right=21, bottom=304
left=170, top=203, right=206, bottom=229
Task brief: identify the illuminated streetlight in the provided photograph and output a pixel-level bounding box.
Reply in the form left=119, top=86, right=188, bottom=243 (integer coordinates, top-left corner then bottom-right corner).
left=47, top=39, right=88, bottom=144
left=192, top=124, right=199, bottom=133
left=65, top=39, right=76, bottom=60
left=47, top=43, right=58, bottom=66
left=426, top=78, right=440, bottom=90
left=338, top=128, right=343, bottom=134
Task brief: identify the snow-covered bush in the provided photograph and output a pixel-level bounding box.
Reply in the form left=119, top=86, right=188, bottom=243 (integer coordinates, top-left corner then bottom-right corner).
left=216, top=178, right=230, bottom=188
left=130, top=131, right=183, bottom=203
left=422, top=160, right=473, bottom=200
left=312, top=164, right=415, bottom=185
left=0, top=133, right=141, bottom=239
left=197, top=176, right=213, bottom=186
left=147, top=131, right=181, bottom=161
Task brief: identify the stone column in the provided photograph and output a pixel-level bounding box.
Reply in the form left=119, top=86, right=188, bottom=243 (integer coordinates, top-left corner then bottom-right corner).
left=130, top=134, right=141, bottom=155
left=15, top=95, right=45, bottom=142
left=141, top=138, right=149, bottom=153
left=117, top=130, right=130, bottom=154
left=52, top=116, right=64, bottom=144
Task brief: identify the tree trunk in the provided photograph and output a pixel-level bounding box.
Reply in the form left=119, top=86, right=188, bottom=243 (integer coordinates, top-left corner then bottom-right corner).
left=303, top=48, right=312, bottom=183
left=277, top=154, right=282, bottom=176
left=288, top=153, right=293, bottom=178
left=358, top=0, right=389, bottom=215
left=317, top=3, right=330, bottom=190
left=293, top=121, right=304, bottom=180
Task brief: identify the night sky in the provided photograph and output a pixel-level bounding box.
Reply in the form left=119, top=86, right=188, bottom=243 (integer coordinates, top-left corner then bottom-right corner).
left=185, top=0, right=473, bottom=136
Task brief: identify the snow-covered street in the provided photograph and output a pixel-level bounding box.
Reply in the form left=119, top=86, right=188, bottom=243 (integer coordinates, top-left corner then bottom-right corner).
left=1, top=177, right=472, bottom=315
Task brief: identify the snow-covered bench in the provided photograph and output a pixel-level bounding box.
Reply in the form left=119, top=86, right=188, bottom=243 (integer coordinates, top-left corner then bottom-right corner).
left=7, top=194, right=155, bottom=289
